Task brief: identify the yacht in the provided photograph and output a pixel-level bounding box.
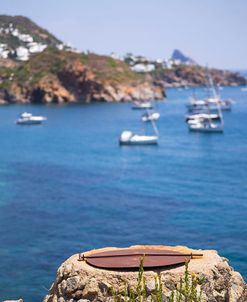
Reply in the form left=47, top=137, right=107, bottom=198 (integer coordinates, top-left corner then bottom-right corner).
left=16, top=112, right=47, bottom=125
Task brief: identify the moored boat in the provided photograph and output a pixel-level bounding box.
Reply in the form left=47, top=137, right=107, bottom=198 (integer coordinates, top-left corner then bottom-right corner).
left=142, top=112, right=160, bottom=122
left=132, top=101, right=153, bottom=110
left=185, top=113, right=220, bottom=122
left=188, top=121, right=224, bottom=133
left=206, top=98, right=233, bottom=111
left=16, top=112, right=47, bottom=125
left=119, top=131, right=158, bottom=145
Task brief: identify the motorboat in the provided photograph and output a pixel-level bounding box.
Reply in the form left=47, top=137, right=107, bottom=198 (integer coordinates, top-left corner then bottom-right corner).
left=16, top=112, right=47, bottom=125
left=119, top=131, right=158, bottom=145
left=132, top=101, right=153, bottom=110
left=142, top=112, right=160, bottom=122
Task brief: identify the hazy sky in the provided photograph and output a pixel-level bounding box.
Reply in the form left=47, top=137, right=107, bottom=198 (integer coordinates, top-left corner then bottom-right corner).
left=1, top=0, right=246, bottom=69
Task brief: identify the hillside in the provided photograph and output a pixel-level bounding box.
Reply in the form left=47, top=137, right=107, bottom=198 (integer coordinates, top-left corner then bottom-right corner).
left=0, top=15, right=246, bottom=104
left=0, top=47, right=165, bottom=104
left=0, top=15, right=60, bottom=47
left=0, top=15, right=63, bottom=62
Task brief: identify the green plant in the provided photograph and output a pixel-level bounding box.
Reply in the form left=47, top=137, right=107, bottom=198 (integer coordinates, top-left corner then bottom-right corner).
left=168, top=261, right=203, bottom=302
left=110, top=259, right=204, bottom=302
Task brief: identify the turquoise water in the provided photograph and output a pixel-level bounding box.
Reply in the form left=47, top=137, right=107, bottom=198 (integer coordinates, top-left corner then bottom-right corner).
left=0, top=87, right=246, bottom=301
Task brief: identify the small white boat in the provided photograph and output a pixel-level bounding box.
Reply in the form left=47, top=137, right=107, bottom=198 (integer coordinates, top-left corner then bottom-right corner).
left=132, top=101, right=153, bottom=110
left=119, top=131, right=158, bottom=145
left=142, top=112, right=160, bottom=122
left=188, top=121, right=223, bottom=133
left=16, top=112, right=47, bottom=125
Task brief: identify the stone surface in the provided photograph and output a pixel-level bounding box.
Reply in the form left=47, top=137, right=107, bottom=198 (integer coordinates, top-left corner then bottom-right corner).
left=43, top=245, right=247, bottom=302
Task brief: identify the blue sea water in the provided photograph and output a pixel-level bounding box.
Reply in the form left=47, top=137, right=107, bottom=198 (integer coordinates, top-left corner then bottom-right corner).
left=0, top=87, right=246, bottom=301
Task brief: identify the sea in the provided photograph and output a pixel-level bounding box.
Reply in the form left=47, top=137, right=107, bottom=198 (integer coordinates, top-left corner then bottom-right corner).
left=0, top=87, right=246, bottom=302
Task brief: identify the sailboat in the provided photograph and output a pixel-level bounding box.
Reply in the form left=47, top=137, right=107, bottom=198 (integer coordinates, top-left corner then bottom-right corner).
left=185, top=112, right=220, bottom=122
left=142, top=111, right=160, bottom=122
left=186, top=98, right=207, bottom=112
left=205, top=70, right=234, bottom=111
left=188, top=101, right=224, bottom=133
left=119, top=118, right=159, bottom=145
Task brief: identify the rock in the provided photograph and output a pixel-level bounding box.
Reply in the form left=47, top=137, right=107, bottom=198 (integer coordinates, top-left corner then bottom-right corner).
left=43, top=245, right=247, bottom=302
left=146, top=279, right=156, bottom=293
left=31, top=75, right=75, bottom=103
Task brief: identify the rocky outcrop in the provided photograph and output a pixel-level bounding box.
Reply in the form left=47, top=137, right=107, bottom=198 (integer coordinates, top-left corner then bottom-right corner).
left=3, top=60, right=165, bottom=104
left=44, top=245, right=247, bottom=302
left=161, top=66, right=246, bottom=87
left=0, top=50, right=165, bottom=104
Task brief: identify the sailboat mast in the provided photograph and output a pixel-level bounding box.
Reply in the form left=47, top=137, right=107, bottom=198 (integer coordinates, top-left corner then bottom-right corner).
left=151, top=119, right=159, bottom=137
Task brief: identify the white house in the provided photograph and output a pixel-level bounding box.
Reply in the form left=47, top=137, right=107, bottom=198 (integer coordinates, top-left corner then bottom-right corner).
left=131, top=63, right=155, bottom=73
left=16, top=46, right=29, bottom=61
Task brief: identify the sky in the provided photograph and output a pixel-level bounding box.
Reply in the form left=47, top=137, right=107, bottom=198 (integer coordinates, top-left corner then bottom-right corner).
left=1, top=0, right=246, bottom=69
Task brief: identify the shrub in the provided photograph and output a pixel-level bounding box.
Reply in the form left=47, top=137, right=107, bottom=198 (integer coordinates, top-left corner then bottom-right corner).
left=110, top=258, right=204, bottom=302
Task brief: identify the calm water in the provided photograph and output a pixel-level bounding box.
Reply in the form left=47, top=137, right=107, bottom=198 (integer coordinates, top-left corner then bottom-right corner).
left=0, top=87, right=246, bottom=301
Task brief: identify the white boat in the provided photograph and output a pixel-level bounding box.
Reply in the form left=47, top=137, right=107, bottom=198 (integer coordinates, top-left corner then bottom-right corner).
left=16, top=112, right=47, bottom=125
left=142, top=112, right=160, bottom=122
left=188, top=101, right=224, bottom=133
left=189, top=121, right=224, bottom=133
left=119, top=116, right=159, bottom=145
left=206, top=98, right=233, bottom=111
left=119, top=131, right=158, bottom=145
left=132, top=101, right=153, bottom=109
left=185, top=113, right=220, bottom=122
left=186, top=99, right=207, bottom=112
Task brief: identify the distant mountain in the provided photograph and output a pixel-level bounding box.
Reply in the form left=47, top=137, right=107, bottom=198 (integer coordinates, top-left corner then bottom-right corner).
left=171, top=49, right=197, bottom=65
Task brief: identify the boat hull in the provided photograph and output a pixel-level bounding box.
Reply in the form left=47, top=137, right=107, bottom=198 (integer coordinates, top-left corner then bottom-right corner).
left=132, top=102, right=153, bottom=110
left=16, top=119, right=43, bottom=125
left=189, top=126, right=224, bottom=133
left=119, top=136, right=158, bottom=145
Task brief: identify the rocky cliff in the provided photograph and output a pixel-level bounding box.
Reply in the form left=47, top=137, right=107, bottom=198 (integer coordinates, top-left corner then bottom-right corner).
left=43, top=245, right=247, bottom=302
left=0, top=15, right=246, bottom=104
left=0, top=48, right=165, bottom=104
left=154, top=65, right=246, bottom=87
